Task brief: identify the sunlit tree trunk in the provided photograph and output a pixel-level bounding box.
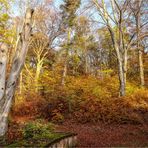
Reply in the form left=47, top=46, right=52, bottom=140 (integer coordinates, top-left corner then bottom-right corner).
left=0, top=8, right=34, bottom=143
left=118, top=58, right=126, bottom=96
left=109, top=36, right=126, bottom=96
left=138, top=49, right=145, bottom=86
left=92, top=0, right=127, bottom=96
left=106, top=15, right=126, bottom=96
left=18, top=72, right=23, bottom=102
left=84, top=41, right=89, bottom=75
left=136, top=0, right=145, bottom=87
left=0, top=44, right=8, bottom=103
left=35, top=61, right=43, bottom=92
left=61, top=59, right=68, bottom=85
left=30, top=34, right=49, bottom=92
left=124, top=49, right=128, bottom=85
left=103, top=26, right=126, bottom=96
left=19, top=72, right=23, bottom=95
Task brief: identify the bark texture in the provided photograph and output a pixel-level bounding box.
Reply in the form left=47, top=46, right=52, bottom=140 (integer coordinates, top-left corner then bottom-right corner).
left=0, top=44, right=8, bottom=102
left=136, top=0, right=145, bottom=87
left=61, top=28, right=71, bottom=86
left=93, top=0, right=127, bottom=96
left=0, top=8, right=34, bottom=142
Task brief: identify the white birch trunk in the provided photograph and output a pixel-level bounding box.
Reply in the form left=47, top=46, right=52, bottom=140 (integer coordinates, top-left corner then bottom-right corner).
left=139, top=49, right=145, bottom=86
left=61, top=60, right=67, bottom=86
left=35, top=62, right=43, bottom=92
left=0, top=44, right=8, bottom=102
left=0, top=8, right=34, bottom=142
left=136, top=0, right=145, bottom=87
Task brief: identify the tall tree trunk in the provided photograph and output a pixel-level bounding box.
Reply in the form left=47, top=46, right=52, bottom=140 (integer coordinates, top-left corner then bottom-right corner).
left=61, top=28, right=71, bottom=85
left=0, top=8, right=34, bottom=143
left=84, top=41, right=88, bottom=75
left=61, top=59, right=67, bottom=86
left=0, top=44, right=8, bottom=103
left=35, top=62, right=42, bottom=92
left=136, top=0, right=145, bottom=87
left=85, top=53, right=88, bottom=74
left=92, top=0, right=128, bottom=96
left=124, top=49, right=128, bottom=85
left=19, top=72, right=23, bottom=95
left=118, top=59, right=126, bottom=96
left=108, top=27, right=126, bottom=96
left=138, top=49, right=145, bottom=86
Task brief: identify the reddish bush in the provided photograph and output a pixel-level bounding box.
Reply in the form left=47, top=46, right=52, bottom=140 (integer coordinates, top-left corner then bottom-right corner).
left=7, top=121, right=24, bottom=143
left=12, top=94, right=47, bottom=118
left=12, top=75, right=148, bottom=124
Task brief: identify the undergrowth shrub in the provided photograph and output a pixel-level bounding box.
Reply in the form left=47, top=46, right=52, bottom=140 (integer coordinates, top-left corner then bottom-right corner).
left=42, top=76, right=147, bottom=124
left=7, top=121, right=23, bottom=143
left=13, top=74, right=148, bottom=124
left=7, top=119, right=55, bottom=144
left=12, top=93, right=47, bottom=118
left=23, top=119, right=55, bottom=139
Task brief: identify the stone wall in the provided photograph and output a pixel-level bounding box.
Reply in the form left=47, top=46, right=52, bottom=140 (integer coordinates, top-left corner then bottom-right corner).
left=48, top=134, right=77, bottom=148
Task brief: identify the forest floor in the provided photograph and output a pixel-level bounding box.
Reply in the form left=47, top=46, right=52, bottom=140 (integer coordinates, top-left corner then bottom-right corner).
left=10, top=116, right=148, bottom=147
left=56, top=120, right=148, bottom=147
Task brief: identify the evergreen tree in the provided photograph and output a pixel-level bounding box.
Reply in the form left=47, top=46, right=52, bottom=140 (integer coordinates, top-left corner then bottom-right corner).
left=60, top=0, right=81, bottom=28
left=60, top=0, right=81, bottom=85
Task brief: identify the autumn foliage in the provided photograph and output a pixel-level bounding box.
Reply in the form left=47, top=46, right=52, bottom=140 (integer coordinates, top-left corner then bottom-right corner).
left=11, top=74, right=148, bottom=124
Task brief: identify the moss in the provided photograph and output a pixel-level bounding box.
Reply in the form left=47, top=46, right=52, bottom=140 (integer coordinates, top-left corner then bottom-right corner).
left=5, top=120, right=76, bottom=147
left=0, top=136, right=6, bottom=146
left=6, top=132, right=74, bottom=147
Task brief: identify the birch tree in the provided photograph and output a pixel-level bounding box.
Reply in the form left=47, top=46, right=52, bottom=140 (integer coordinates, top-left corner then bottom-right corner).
left=0, top=8, right=34, bottom=143
left=92, top=0, right=130, bottom=96
left=29, top=33, right=49, bottom=92
left=129, top=0, right=148, bottom=87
